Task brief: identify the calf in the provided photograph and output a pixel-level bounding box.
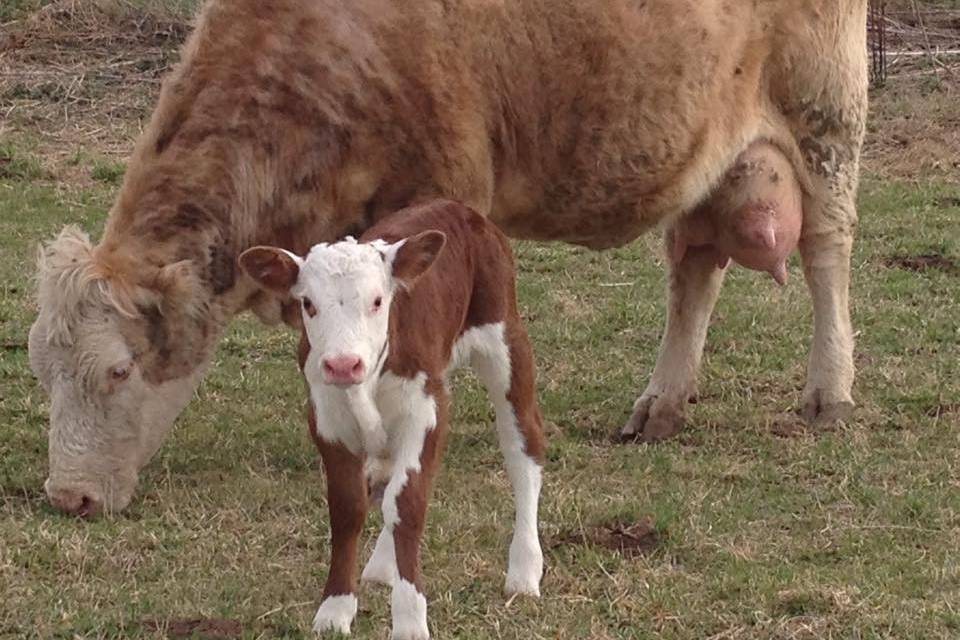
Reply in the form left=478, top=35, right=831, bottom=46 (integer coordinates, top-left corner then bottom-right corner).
left=239, top=200, right=545, bottom=638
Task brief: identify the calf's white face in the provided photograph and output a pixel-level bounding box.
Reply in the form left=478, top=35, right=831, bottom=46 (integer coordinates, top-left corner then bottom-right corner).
left=239, top=232, right=445, bottom=386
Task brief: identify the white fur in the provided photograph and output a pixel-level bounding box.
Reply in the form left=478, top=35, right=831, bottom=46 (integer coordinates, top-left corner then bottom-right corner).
left=465, top=323, right=543, bottom=597
left=312, top=594, right=358, bottom=635
left=295, top=238, right=401, bottom=402
left=361, top=527, right=397, bottom=586
left=390, top=579, right=429, bottom=640
left=346, top=384, right=388, bottom=456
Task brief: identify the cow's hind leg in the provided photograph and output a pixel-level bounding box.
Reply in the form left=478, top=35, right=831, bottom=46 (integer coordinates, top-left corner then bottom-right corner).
left=786, top=7, right=867, bottom=426
left=797, top=130, right=863, bottom=425
left=621, top=231, right=727, bottom=442
left=312, top=426, right=368, bottom=635
left=470, top=321, right=545, bottom=597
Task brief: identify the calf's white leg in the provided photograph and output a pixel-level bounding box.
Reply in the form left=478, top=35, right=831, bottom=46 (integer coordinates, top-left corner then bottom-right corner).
left=470, top=322, right=545, bottom=597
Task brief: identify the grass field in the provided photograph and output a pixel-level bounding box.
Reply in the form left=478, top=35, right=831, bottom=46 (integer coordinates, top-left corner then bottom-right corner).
left=2, top=2, right=960, bottom=639
left=2, top=155, right=959, bottom=638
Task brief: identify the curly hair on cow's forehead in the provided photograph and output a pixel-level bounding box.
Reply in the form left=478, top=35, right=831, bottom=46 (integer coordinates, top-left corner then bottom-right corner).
left=35, top=226, right=140, bottom=346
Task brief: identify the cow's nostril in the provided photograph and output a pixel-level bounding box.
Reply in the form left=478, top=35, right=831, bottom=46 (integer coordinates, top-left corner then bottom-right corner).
left=352, top=360, right=363, bottom=374
left=47, top=486, right=103, bottom=517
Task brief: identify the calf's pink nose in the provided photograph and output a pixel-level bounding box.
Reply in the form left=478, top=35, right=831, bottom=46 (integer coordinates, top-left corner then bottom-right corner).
left=46, top=484, right=102, bottom=518
left=322, top=354, right=365, bottom=384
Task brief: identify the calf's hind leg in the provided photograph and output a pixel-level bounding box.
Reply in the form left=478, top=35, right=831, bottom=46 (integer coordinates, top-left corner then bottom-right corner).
left=470, top=321, right=545, bottom=597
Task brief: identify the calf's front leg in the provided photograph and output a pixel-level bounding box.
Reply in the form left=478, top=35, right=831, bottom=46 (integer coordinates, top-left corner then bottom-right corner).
left=312, top=422, right=368, bottom=635
left=377, top=384, right=448, bottom=640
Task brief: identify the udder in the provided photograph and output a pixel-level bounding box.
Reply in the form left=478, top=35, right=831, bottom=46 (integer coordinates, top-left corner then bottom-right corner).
left=670, top=142, right=802, bottom=285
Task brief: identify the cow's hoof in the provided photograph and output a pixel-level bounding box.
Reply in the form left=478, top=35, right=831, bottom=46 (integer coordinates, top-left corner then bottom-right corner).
left=618, top=394, right=685, bottom=443
left=800, top=389, right=854, bottom=427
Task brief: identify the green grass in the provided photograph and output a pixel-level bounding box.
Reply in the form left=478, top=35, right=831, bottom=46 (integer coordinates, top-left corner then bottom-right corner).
left=1, top=167, right=958, bottom=639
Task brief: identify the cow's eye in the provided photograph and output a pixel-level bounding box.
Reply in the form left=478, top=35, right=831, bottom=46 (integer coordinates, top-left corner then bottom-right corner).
left=109, top=362, right=132, bottom=383
left=302, top=297, right=317, bottom=317
left=372, top=296, right=383, bottom=312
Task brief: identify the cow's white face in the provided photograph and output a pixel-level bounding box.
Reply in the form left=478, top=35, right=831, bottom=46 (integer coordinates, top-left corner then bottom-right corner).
left=239, top=232, right=446, bottom=387
left=30, top=226, right=211, bottom=516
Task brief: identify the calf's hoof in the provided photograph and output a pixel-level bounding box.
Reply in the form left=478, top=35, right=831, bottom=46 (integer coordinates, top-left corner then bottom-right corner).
left=618, top=394, right=685, bottom=443
left=504, top=539, right=543, bottom=597
left=391, top=580, right=429, bottom=639
left=312, top=594, right=358, bottom=635
left=800, top=389, right=854, bottom=427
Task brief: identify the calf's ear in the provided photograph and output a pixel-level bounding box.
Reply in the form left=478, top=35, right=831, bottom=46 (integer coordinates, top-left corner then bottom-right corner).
left=238, top=246, right=302, bottom=293
left=389, top=231, right=446, bottom=288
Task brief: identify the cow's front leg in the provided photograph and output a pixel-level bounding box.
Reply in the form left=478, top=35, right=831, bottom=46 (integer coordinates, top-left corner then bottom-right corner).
left=313, top=435, right=368, bottom=635
left=620, top=229, right=726, bottom=442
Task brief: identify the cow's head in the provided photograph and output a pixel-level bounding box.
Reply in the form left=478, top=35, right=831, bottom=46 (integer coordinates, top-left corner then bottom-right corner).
left=29, top=226, right=214, bottom=516
left=239, top=232, right=445, bottom=387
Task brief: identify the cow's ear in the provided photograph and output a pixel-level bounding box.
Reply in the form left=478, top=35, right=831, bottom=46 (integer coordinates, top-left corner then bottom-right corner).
left=387, top=231, right=446, bottom=288
left=238, top=246, right=302, bottom=293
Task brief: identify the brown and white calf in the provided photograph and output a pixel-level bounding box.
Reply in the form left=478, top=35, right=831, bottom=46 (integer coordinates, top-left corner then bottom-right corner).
left=239, top=200, right=545, bottom=638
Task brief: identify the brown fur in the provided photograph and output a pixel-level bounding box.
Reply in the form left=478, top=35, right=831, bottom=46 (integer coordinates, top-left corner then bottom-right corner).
left=56, top=0, right=867, bottom=389
left=33, top=0, right=868, bottom=513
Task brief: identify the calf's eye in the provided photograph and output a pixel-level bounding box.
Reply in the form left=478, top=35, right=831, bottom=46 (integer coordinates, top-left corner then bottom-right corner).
left=302, top=297, right=317, bottom=317
left=372, top=296, right=383, bottom=312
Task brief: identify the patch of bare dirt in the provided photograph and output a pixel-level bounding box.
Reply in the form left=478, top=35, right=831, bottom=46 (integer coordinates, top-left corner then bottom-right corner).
left=143, top=617, right=242, bottom=639
left=553, top=516, right=663, bottom=558
left=926, top=402, right=960, bottom=418
left=0, top=0, right=192, bottom=181
left=883, top=254, right=959, bottom=275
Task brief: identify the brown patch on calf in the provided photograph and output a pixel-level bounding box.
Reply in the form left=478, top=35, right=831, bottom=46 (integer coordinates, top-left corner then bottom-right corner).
left=883, top=254, right=958, bottom=275
left=506, top=320, right=546, bottom=462
left=311, top=402, right=369, bottom=598
left=553, top=516, right=663, bottom=558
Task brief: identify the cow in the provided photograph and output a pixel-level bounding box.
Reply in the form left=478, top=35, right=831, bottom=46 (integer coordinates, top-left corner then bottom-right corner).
left=237, top=199, right=545, bottom=638
left=29, top=0, right=868, bottom=515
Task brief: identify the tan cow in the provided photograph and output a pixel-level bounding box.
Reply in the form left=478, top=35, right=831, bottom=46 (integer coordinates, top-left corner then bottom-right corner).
left=29, top=0, right=868, bottom=515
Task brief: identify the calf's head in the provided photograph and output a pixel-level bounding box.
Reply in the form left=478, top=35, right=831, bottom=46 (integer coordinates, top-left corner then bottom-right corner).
left=239, top=232, right=445, bottom=386
left=29, top=227, right=214, bottom=516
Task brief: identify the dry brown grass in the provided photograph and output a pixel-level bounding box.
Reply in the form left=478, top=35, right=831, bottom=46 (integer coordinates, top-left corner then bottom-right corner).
left=0, top=0, right=193, bottom=182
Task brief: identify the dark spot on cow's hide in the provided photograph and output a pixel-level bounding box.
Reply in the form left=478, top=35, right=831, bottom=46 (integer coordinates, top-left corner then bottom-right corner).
left=142, top=305, right=172, bottom=364
left=551, top=516, right=664, bottom=558
left=174, top=203, right=214, bottom=230
left=208, top=244, right=235, bottom=294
